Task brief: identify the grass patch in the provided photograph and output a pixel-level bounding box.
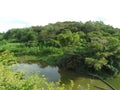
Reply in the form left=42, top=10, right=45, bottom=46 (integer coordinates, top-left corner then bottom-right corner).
left=16, top=55, right=40, bottom=61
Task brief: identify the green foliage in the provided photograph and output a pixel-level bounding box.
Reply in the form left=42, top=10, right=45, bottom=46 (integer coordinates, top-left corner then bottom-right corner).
left=0, top=33, right=4, bottom=40
left=44, top=39, right=61, bottom=48
left=2, top=21, right=120, bottom=78
left=57, top=30, right=80, bottom=46
left=0, top=50, right=16, bottom=66
left=0, top=51, right=91, bottom=90
left=40, top=46, right=62, bottom=55
left=0, top=40, right=8, bottom=46
left=85, top=57, right=108, bottom=71
left=25, top=41, right=38, bottom=47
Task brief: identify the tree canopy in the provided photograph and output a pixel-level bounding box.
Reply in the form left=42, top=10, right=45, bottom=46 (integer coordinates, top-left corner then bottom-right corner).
left=1, top=21, right=120, bottom=78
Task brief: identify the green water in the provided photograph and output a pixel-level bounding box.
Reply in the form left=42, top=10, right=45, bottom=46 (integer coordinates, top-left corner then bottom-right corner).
left=107, top=74, right=120, bottom=90
left=14, top=60, right=113, bottom=90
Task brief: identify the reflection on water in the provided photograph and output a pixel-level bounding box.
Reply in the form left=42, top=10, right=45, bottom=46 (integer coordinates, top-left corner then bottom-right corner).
left=13, top=60, right=112, bottom=90
left=14, top=61, right=60, bottom=82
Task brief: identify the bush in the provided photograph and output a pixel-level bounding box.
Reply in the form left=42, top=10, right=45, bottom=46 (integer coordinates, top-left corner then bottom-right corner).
left=0, top=51, right=65, bottom=90
left=0, top=51, right=90, bottom=90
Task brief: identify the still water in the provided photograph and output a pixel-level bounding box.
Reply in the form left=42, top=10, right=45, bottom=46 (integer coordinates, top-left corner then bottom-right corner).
left=13, top=60, right=112, bottom=90
left=107, top=74, right=120, bottom=90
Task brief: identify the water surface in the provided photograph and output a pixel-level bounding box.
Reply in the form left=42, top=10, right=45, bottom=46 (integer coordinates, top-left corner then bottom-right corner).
left=107, top=74, right=120, bottom=90
left=13, top=60, right=113, bottom=90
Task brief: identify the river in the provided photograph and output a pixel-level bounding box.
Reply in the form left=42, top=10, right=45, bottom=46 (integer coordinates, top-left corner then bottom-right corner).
left=13, top=60, right=115, bottom=90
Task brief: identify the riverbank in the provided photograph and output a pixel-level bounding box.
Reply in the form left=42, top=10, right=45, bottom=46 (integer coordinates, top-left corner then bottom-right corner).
left=16, top=55, right=40, bottom=61
left=16, top=56, right=120, bottom=90
left=88, top=73, right=116, bottom=90
left=14, top=59, right=113, bottom=90
left=107, top=74, right=120, bottom=90
left=1, top=21, right=120, bottom=90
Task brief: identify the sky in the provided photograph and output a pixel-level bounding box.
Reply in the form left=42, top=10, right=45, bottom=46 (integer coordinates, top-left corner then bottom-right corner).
left=0, top=0, right=120, bottom=32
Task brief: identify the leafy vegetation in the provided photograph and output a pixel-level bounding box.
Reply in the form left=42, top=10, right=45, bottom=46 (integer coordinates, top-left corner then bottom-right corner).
left=1, top=21, right=120, bottom=78
left=0, top=51, right=91, bottom=90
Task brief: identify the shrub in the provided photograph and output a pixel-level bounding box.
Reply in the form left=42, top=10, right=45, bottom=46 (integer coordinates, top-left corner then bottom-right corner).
left=0, top=51, right=90, bottom=90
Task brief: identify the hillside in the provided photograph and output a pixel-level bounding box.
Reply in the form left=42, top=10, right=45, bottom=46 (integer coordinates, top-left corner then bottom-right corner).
left=1, top=21, right=120, bottom=78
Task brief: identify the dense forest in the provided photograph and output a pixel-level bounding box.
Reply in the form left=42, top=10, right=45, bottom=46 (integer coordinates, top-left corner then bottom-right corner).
left=1, top=21, right=120, bottom=78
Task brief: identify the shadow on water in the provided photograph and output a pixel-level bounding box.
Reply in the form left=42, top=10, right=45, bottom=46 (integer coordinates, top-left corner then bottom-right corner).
left=58, top=69, right=112, bottom=90
left=14, top=60, right=113, bottom=90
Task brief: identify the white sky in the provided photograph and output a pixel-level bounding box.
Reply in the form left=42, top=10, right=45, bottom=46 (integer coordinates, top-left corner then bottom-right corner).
left=0, top=0, right=120, bottom=32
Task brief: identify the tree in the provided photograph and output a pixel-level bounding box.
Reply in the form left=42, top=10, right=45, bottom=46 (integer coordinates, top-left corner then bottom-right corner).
left=85, top=57, right=108, bottom=71
left=57, top=29, right=80, bottom=46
